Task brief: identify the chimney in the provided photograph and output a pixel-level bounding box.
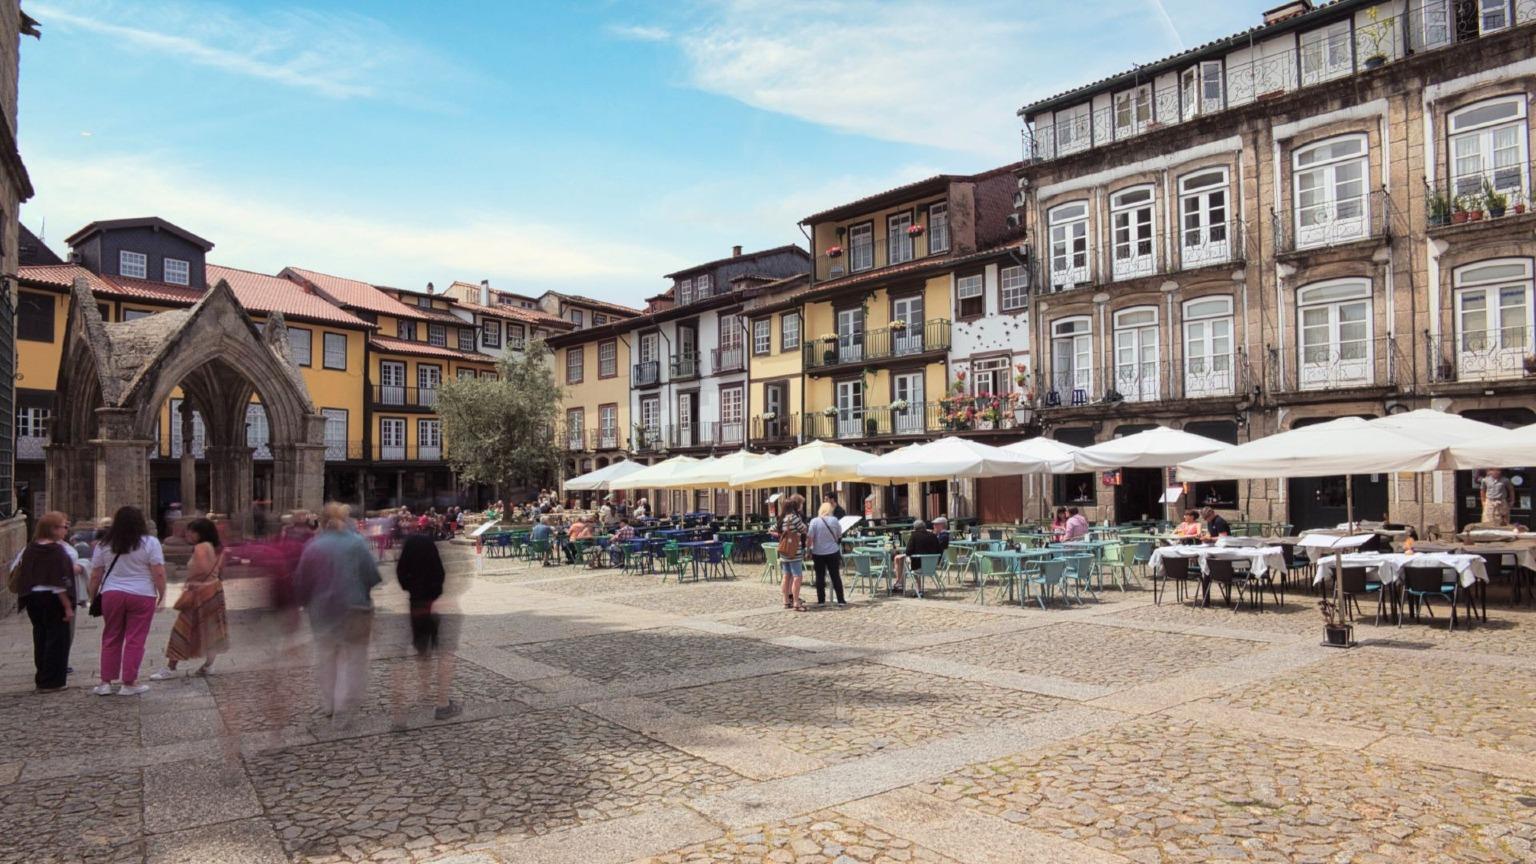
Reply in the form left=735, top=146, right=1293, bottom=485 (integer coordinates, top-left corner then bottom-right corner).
left=426, top=281, right=434, bottom=295
left=732, top=245, right=743, bottom=257
left=1262, top=0, right=1312, bottom=25
left=480, top=279, right=490, bottom=306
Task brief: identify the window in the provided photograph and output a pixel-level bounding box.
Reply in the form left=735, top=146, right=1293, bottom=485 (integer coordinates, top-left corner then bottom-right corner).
left=781, top=311, right=801, bottom=352
left=835, top=379, right=864, bottom=439
left=169, top=399, right=206, bottom=459
left=1050, top=317, right=1093, bottom=399
left=1000, top=265, right=1028, bottom=311
left=398, top=320, right=417, bottom=341
left=892, top=294, right=926, bottom=353
left=246, top=405, right=271, bottom=460
left=1448, top=96, right=1528, bottom=201
left=418, top=419, right=442, bottom=459
left=956, top=274, right=985, bottom=319
left=1184, top=420, right=1240, bottom=508
left=1293, top=134, right=1369, bottom=248
left=891, top=371, right=925, bottom=434
left=288, top=327, right=313, bottom=366
left=677, top=278, right=694, bottom=305
left=481, top=318, right=501, bottom=348
left=1113, top=85, right=1151, bottom=137
left=456, top=328, right=475, bottom=351
left=119, top=250, right=147, bottom=279
left=457, top=368, right=477, bottom=381
left=16, top=406, right=48, bottom=438
left=1183, top=296, right=1235, bottom=397
left=1199, top=61, right=1224, bottom=113
left=322, top=409, right=348, bottom=460
left=696, top=274, right=712, bottom=298
left=323, top=332, right=347, bottom=370
left=17, top=292, right=54, bottom=342
left=507, top=323, right=526, bottom=350
left=569, top=308, right=585, bottom=327
left=1179, top=168, right=1231, bottom=267
left=928, top=202, right=950, bottom=253
left=888, top=212, right=914, bottom=265
left=417, top=364, right=442, bottom=406
left=1297, top=278, right=1374, bottom=389
left=417, top=296, right=433, bottom=309
left=122, top=309, right=154, bottom=321
left=479, top=370, right=496, bottom=380
left=753, top=319, right=772, bottom=355
left=379, top=361, right=406, bottom=405
left=598, top=404, right=618, bottom=449
left=836, top=307, right=865, bottom=364
left=1453, top=260, right=1533, bottom=380
left=163, top=258, right=190, bottom=286
left=1300, top=20, right=1352, bottom=86
left=1054, top=103, right=1090, bottom=154
left=1480, top=0, right=1511, bottom=32
left=971, top=356, right=1010, bottom=397
left=1110, top=186, right=1156, bottom=280
left=849, top=223, right=874, bottom=272
left=380, top=418, right=406, bottom=459
left=639, top=396, right=661, bottom=447
left=1112, top=306, right=1160, bottom=402
left=720, top=386, right=744, bottom=445
left=1048, top=201, right=1090, bottom=290
left=427, top=323, right=447, bottom=347
left=593, top=313, right=607, bottom=326
left=598, top=339, right=617, bottom=378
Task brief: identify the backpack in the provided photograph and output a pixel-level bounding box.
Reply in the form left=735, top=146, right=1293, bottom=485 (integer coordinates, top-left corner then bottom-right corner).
left=778, top=515, right=803, bottom=559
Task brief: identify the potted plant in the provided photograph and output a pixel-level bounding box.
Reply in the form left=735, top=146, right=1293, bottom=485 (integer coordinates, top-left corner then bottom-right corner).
left=1427, top=190, right=1451, bottom=227
left=1363, top=53, right=1387, bottom=69
left=821, top=405, right=838, bottom=418
left=865, top=416, right=879, bottom=435
left=1524, top=354, right=1536, bottom=376
left=889, top=398, right=909, bottom=411
left=1320, top=595, right=1353, bottom=647
left=1452, top=196, right=1471, bottom=224
left=889, top=319, right=908, bottom=332
left=906, top=223, right=925, bottom=237
left=1467, top=192, right=1485, bottom=221
left=760, top=411, right=777, bottom=421
left=1515, top=193, right=1528, bottom=215
left=1484, top=181, right=1508, bottom=218
left=825, top=245, right=843, bottom=259
left=1014, top=362, right=1029, bottom=387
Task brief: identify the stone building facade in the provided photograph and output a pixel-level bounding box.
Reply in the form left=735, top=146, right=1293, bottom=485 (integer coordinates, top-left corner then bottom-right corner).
left=0, top=2, right=37, bottom=581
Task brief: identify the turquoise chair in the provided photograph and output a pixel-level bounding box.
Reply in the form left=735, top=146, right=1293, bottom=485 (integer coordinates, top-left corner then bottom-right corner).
left=1062, top=553, right=1097, bottom=602
left=909, top=554, right=942, bottom=598
left=1024, top=559, right=1070, bottom=609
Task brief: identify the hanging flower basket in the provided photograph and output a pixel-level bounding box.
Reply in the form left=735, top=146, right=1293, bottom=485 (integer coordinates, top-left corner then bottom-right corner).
left=889, top=399, right=909, bottom=411
left=760, top=411, right=777, bottom=421
left=826, top=245, right=843, bottom=259
left=906, top=224, right=925, bottom=237
left=821, top=406, right=838, bottom=418
left=889, top=319, right=908, bottom=331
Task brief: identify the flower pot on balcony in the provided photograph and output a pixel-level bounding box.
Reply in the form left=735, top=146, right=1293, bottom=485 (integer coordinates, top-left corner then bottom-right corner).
left=1452, top=211, right=1470, bottom=224
left=1470, top=210, right=1485, bottom=221
left=906, top=225, right=925, bottom=237
left=826, top=246, right=843, bottom=259
left=1490, top=204, right=1507, bottom=218
left=1517, top=204, right=1529, bottom=215
left=1363, top=54, right=1387, bottom=69
left=823, top=349, right=836, bottom=364
left=976, top=418, right=995, bottom=430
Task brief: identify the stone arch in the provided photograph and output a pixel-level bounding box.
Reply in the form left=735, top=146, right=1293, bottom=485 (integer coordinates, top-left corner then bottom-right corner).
left=48, top=278, right=326, bottom=523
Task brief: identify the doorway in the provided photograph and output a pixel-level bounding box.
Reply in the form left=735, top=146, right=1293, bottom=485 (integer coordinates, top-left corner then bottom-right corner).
left=1288, top=474, right=1387, bottom=531
left=1115, top=468, right=1164, bottom=523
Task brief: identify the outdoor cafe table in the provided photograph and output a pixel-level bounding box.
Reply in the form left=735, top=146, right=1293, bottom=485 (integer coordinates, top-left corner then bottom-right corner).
left=1313, top=552, right=1489, bottom=588
left=978, top=549, right=1057, bottom=603
left=1149, top=544, right=1287, bottom=580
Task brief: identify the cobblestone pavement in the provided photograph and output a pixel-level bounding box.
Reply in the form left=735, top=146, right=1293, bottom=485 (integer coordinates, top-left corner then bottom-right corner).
left=926, top=621, right=1266, bottom=686
left=634, top=811, right=962, bottom=864
left=926, top=716, right=1536, bottom=863
left=650, top=661, right=1063, bottom=762
left=5, top=546, right=1536, bottom=864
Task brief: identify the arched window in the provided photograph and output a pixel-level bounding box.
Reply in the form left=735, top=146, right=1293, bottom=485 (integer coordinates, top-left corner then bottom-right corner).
left=1050, top=316, right=1093, bottom=400
left=1293, top=134, right=1369, bottom=248
left=1112, top=306, right=1159, bottom=401
left=1448, top=96, right=1528, bottom=200
left=1048, top=201, right=1091, bottom=290
left=1452, top=258, right=1533, bottom=381
left=1110, top=186, right=1156, bottom=281
left=1182, top=296, right=1234, bottom=398
left=1296, top=278, right=1373, bottom=389
left=1178, top=168, right=1230, bottom=267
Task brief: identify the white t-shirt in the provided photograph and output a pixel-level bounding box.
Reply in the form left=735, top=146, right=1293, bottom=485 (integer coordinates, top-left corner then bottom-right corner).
left=91, top=536, right=165, bottom=598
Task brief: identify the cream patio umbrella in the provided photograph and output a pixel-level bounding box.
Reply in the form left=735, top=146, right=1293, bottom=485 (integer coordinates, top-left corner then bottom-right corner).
left=857, top=436, right=1053, bottom=483
left=563, top=459, right=647, bottom=492
left=675, top=450, right=772, bottom=486
left=1367, top=410, right=1511, bottom=534
left=608, top=455, right=701, bottom=492
left=728, top=439, right=876, bottom=489
left=1451, top=422, right=1536, bottom=469
left=1075, top=426, right=1234, bottom=470
left=1002, top=437, right=1089, bottom=474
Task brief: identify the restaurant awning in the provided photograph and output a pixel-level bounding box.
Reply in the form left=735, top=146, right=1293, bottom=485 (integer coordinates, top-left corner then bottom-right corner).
left=1000, top=437, right=1089, bottom=473
left=1451, top=422, right=1536, bottom=469
left=609, top=456, right=701, bottom=491
left=1176, top=417, right=1444, bottom=481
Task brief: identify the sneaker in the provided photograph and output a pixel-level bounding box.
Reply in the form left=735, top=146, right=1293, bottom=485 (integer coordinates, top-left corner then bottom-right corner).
left=117, top=684, right=150, bottom=696
left=91, top=683, right=114, bottom=696
left=149, top=667, right=178, bottom=681
left=194, top=664, right=215, bottom=677
left=433, top=701, right=463, bottom=721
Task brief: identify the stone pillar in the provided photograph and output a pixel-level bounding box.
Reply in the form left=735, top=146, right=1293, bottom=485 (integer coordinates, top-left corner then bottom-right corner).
left=356, top=468, right=366, bottom=510
left=206, top=444, right=254, bottom=526
left=270, top=415, right=328, bottom=515
left=179, top=402, right=197, bottom=514
left=44, top=442, right=94, bottom=522
left=91, top=409, right=154, bottom=523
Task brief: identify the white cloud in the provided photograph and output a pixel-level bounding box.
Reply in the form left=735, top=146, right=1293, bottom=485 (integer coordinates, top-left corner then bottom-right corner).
left=607, top=24, right=672, bottom=42
left=31, top=1, right=456, bottom=103
left=23, top=153, right=687, bottom=299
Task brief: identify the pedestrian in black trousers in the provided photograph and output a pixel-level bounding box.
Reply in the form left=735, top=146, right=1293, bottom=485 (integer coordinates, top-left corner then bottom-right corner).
left=807, top=501, right=846, bottom=606
left=15, top=512, right=77, bottom=691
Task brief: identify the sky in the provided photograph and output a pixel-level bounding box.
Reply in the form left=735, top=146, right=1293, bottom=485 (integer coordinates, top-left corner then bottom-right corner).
left=18, top=0, right=1264, bottom=308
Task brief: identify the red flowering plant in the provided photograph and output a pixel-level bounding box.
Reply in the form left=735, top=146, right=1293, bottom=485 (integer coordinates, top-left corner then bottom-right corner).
left=906, top=223, right=925, bottom=237
left=826, top=245, right=843, bottom=258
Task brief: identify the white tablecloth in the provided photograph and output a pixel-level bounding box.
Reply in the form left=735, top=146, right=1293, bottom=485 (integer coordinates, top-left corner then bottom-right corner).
left=1313, top=552, right=1489, bottom=588
left=1464, top=529, right=1530, bottom=541
left=1151, top=545, right=1287, bottom=580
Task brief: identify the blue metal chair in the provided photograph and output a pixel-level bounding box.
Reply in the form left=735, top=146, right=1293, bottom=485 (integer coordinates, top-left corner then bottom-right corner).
left=1024, top=559, right=1069, bottom=609
left=909, top=554, right=942, bottom=598
left=1062, top=553, right=1097, bottom=602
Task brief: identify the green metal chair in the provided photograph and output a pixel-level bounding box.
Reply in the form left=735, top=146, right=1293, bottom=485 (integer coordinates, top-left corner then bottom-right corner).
left=759, top=543, right=780, bottom=584
left=908, top=554, right=942, bottom=598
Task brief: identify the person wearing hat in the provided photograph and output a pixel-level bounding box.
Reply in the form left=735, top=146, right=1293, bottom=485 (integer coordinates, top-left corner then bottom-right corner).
left=931, top=516, right=951, bottom=549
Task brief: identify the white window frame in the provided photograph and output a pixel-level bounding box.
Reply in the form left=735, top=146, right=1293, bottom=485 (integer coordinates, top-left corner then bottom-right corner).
left=752, top=318, right=772, bottom=355
left=1112, top=306, right=1160, bottom=402
left=427, top=323, right=447, bottom=347
left=119, top=250, right=147, bottom=279
left=598, top=404, right=618, bottom=449
left=956, top=274, right=984, bottom=319
left=1050, top=316, right=1093, bottom=399
left=163, top=257, right=190, bottom=286
left=888, top=211, right=914, bottom=265
left=1048, top=201, right=1090, bottom=290
left=1114, top=85, right=1152, bottom=138
left=380, top=418, right=406, bottom=460
left=1179, top=168, right=1231, bottom=268
left=1110, top=185, right=1157, bottom=281
left=1293, top=134, right=1370, bottom=249
left=696, top=273, right=712, bottom=298
left=1296, top=278, right=1374, bottom=390
left=480, top=317, right=501, bottom=348
left=415, top=419, right=441, bottom=459
left=1055, top=103, right=1090, bottom=154
left=379, top=360, right=406, bottom=405
left=1300, top=19, right=1353, bottom=86
left=720, top=385, right=744, bottom=445
left=849, top=223, right=874, bottom=272
left=836, top=307, right=865, bottom=364
left=1199, top=60, right=1224, bottom=114
left=892, top=293, right=926, bottom=354
left=781, top=311, right=801, bottom=352
left=247, top=404, right=271, bottom=460
left=928, top=202, right=950, bottom=253
left=677, top=278, right=694, bottom=306
left=1181, top=296, right=1234, bottom=397
left=1447, top=95, right=1528, bottom=202
left=835, top=379, right=864, bottom=439
left=970, top=356, right=1010, bottom=398
left=1452, top=259, right=1533, bottom=380
left=565, top=346, right=584, bottom=383
left=417, top=364, right=442, bottom=406
left=322, top=408, right=348, bottom=461
left=1480, top=0, right=1511, bottom=32
left=1000, top=265, right=1028, bottom=311
left=506, top=322, right=526, bottom=351
left=598, top=339, right=617, bottom=378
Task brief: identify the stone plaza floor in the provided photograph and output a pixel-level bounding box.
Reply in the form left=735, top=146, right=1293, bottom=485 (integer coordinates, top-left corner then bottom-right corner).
left=2, top=544, right=1535, bottom=863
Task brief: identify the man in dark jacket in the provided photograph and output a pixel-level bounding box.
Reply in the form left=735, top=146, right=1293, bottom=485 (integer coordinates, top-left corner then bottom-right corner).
left=891, top=520, right=946, bottom=595
left=392, top=528, right=460, bottom=721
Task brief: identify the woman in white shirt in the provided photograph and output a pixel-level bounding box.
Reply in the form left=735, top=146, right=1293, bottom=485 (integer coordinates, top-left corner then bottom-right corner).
left=89, top=506, right=167, bottom=696
left=807, top=501, right=846, bottom=606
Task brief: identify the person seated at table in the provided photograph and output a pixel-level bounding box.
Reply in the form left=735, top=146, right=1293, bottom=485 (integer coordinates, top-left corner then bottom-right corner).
left=608, top=518, right=636, bottom=566
left=891, top=520, right=946, bottom=595
left=633, top=498, right=651, bottom=520
left=931, top=516, right=952, bottom=549
left=563, top=516, right=593, bottom=563
left=1174, top=510, right=1203, bottom=542
left=1063, top=507, right=1090, bottom=541
left=530, top=516, right=556, bottom=565
left=1200, top=507, right=1230, bottom=539
left=1049, top=508, right=1070, bottom=542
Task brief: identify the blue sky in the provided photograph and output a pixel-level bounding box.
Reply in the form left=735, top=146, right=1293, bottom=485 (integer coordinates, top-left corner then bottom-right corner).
left=19, top=0, right=1262, bottom=307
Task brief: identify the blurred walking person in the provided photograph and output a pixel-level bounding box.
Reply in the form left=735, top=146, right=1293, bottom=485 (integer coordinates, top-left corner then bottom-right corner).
left=150, top=518, right=229, bottom=680
left=13, top=512, right=76, bottom=691
left=391, top=524, right=461, bottom=725
left=90, top=506, right=166, bottom=696
left=295, top=503, right=382, bottom=726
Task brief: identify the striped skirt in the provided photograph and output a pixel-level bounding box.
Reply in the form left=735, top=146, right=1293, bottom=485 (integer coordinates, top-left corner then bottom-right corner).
left=167, top=581, right=230, bottom=661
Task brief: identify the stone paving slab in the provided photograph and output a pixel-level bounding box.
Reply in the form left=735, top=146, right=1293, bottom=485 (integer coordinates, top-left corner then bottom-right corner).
left=1101, top=597, right=1323, bottom=636
left=579, top=695, right=828, bottom=781
left=508, top=625, right=807, bottom=684
left=632, top=809, right=964, bottom=863
left=729, top=600, right=1014, bottom=648
left=142, top=757, right=262, bottom=834
left=0, top=768, right=144, bottom=864
left=145, top=817, right=289, bottom=864
left=602, top=581, right=788, bottom=617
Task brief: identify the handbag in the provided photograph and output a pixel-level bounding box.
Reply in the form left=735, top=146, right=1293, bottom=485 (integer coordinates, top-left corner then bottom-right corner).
left=88, top=555, right=121, bottom=618
left=174, top=552, right=224, bottom=612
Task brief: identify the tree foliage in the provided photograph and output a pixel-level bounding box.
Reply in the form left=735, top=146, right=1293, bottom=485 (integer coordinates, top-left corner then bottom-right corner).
left=437, top=340, right=563, bottom=491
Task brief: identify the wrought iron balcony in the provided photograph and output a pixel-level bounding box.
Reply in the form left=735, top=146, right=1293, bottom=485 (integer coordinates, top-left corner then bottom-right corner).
left=802, top=319, right=951, bottom=372
left=373, top=442, right=446, bottom=462
left=1043, top=220, right=1248, bottom=293
left=670, top=354, right=701, bottom=381
left=1271, top=188, right=1392, bottom=254
left=1427, top=327, right=1535, bottom=384
left=1042, top=351, right=1255, bottom=407
left=711, top=346, right=747, bottom=374
left=751, top=414, right=799, bottom=446
left=372, top=386, right=439, bottom=409
left=633, top=360, right=661, bottom=387
left=1425, top=163, right=1534, bottom=229
left=801, top=402, right=947, bottom=441
left=1265, top=335, right=1406, bottom=394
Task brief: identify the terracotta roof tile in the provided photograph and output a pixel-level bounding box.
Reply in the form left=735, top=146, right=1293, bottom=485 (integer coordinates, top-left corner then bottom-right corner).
left=207, top=264, right=370, bottom=328
left=282, top=266, right=429, bottom=320
left=369, top=334, right=496, bottom=363
left=542, top=291, right=643, bottom=318
left=455, top=297, right=571, bottom=328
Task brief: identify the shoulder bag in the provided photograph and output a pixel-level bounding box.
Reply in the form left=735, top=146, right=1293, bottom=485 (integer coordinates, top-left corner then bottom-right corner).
left=88, top=554, right=122, bottom=617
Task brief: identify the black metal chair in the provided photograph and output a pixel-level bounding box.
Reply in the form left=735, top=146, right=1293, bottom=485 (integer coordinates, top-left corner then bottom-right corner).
left=1402, top=566, right=1458, bottom=631
left=1205, top=557, right=1252, bottom=609
left=1337, top=565, right=1385, bottom=625
left=1154, top=554, right=1194, bottom=605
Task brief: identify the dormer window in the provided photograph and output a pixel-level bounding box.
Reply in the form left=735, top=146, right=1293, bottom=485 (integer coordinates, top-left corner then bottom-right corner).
left=1179, top=61, right=1224, bottom=120
left=677, top=278, right=694, bottom=305
left=120, top=250, right=147, bottom=279
left=696, top=274, right=712, bottom=298
left=164, top=258, right=190, bottom=286
left=1114, top=85, right=1151, bottom=137
left=1300, top=20, right=1351, bottom=86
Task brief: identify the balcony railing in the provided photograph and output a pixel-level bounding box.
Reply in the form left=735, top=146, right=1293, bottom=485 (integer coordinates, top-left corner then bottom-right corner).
left=1021, top=1, right=1535, bottom=163
left=1045, top=220, right=1248, bottom=292
left=17, top=435, right=44, bottom=460
left=1427, top=327, right=1535, bottom=384
left=751, top=414, right=799, bottom=446
left=802, top=402, right=948, bottom=441
left=592, top=426, right=621, bottom=450
left=632, top=425, right=665, bottom=453
left=1042, top=351, right=1254, bottom=407
left=711, top=346, right=747, bottom=374
left=803, top=319, right=952, bottom=371
left=372, top=386, right=439, bottom=409
left=1266, top=334, right=1406, bottom=394
left=1426, top=163, right=1534, bottom=228
left=668, top=420, right=747, bottom=449
left=373, top=442, right=446, bottom=462
left=1272, top=188, right=1392, bottom=254
left=633, top=361, right=661, bottom=387
left=670, top=354, right=701, bottom=381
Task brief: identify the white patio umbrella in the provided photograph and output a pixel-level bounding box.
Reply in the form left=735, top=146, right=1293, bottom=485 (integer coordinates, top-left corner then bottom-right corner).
left=563, top=459, right=646, bottom=492
left=1001, top=437, right=1089, bottom=473
left=671, top=450, right=772, bottom=487
left=1367, top=411, right=1512, bottom=535
left=729, top=439, right=875, bottom=489
left=1177, top=417, right=1448, bottom=484
left=1075, top=425, right=1234, bottom=470
left=857, top=436, right=1053, bottom=482
left=1451, top=422, right=1536, bottom=469
left=608, top=455, right=701, bottom=492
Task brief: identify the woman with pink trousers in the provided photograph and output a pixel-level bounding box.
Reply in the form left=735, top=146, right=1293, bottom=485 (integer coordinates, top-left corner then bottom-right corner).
left=89, top=506, right=166, bottom=695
